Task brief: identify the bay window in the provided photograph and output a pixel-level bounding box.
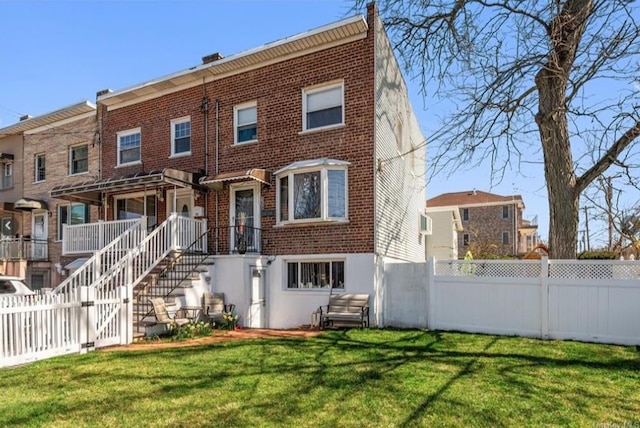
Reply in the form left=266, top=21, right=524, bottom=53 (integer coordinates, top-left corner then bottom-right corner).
left=275, top=159, right=348, bottom=224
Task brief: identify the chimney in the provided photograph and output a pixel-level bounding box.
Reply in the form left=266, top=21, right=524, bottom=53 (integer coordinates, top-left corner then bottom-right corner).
left=202, top=52, right=224, bottom=64
left=96, top=88, right=113, bottom=98
left=19, top=114, right=33, bottom=122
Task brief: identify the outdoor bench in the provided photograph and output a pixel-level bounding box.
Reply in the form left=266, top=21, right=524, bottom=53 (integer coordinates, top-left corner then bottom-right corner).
left=319, top=293, right=370, bottom=329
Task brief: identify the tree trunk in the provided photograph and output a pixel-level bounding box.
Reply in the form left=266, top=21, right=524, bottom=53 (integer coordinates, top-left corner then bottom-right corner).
left=535, top=75, right=579, bottom=259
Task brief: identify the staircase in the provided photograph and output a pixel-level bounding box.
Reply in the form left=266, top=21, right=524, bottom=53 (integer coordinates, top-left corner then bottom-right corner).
left=52, top=213, right=210, bottom=343
left=133, top=250, right=215, bottom=338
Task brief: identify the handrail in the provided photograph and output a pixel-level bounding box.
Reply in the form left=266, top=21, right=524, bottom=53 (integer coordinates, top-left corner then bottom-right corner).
left=52, top=217, right=147, bottom=295
left=134, top=226, right=211, bottom=333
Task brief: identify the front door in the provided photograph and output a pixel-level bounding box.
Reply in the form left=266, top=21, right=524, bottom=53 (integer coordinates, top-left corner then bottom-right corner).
left=248, top=266, right=266, bottom=328
left=168, top=190, right=193, bottom=218
left=167, top=189, right=196, bottom=249
left=230, top=184, right=260, bottom=253
left=32, top=212, right=47, bottom=260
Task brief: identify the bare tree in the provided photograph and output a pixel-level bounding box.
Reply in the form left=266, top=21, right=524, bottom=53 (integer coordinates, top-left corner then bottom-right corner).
left=358, top=0, right=640, bottom=258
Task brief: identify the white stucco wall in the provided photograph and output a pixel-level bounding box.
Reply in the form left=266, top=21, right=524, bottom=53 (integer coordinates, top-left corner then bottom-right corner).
left=209, top=253, right=376, bottom=330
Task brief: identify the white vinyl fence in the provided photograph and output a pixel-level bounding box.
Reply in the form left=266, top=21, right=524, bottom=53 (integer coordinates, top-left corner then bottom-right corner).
left=383, top=258, right=640, bottom=346
left=1, top=285, right=132, bottom=368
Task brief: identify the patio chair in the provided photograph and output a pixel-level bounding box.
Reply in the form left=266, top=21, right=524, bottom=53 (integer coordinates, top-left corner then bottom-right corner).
left=202, top=292, right=227, bottom=325
left=149, top=298, right=190, bottom=328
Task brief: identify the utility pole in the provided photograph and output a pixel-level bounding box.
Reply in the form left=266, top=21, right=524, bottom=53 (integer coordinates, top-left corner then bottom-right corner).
left=584, top=206, right=591, bottom=251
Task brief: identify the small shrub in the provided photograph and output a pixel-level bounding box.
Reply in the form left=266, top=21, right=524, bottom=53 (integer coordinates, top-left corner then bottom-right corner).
left=577, top=250, right=617, bottom=260
left=167, top=321, right=213, bottom=341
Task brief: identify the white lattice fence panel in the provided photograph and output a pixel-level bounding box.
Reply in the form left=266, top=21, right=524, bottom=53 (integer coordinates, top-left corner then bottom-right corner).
left=549, top=261, right=640, bottom=280
left=435, top=260, right=541, bottom=278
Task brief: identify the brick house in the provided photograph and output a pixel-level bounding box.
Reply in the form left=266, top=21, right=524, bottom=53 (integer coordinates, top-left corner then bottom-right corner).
left=50, top=4, right=426, bottom=329
left=427, top=190, right=539, bottom=259
left=0, top=102, right=98, bottom=287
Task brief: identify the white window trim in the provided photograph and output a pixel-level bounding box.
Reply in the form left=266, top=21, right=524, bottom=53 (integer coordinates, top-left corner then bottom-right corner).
left=170, top=116, right=191, bottom=157
left=502, top=231, right=510, bottom=245
left=284, top=258, right=346, bottom=291
left=116, top=127, right=142, bottom=167
left=275, top=163, right=348, bottom=226
left=302, top=80, right=345, bottom=132
left=34, top=153, right=46, bottom=183
left=68, top=144, right=90, bottom=176
left=4, top=163, right=12, bottom=176
left=502, top=205, right=509, bottom=219
left=233, top=102, right=258, bottom=145
left=462, top=233, right=470, bottom=246
left=57, top=202, right=89, bottom=242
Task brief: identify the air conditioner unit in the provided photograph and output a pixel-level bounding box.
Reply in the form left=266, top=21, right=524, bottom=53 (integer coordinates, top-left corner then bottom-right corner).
left=193, top=206, right=205, bottom=217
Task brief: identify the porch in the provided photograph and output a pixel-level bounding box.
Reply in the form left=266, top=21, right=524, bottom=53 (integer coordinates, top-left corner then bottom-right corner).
left=62, top=219, right=263, bottom=256
left=0, top=237, right=48, bottom=261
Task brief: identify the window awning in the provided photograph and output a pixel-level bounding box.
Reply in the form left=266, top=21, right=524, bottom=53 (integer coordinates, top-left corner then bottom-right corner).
left=200, top=168, right=271, bottom=190
left=0, top=153, right=14, bottom=161
left=14, top=198, right=48, bottom=211
left=274, top=158, right=350, bottom=176
left=50, top=168, right=207, bottom=205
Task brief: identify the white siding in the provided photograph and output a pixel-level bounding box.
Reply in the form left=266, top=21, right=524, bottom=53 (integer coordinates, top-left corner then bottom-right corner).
left=374, top=12, right=427, bottom=263
left=426, top=211, right=458, bottom=259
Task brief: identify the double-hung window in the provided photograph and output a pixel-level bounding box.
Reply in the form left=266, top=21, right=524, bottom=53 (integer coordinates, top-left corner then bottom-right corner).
left=58, top=203, right=90, bottom=240
left=286, top=260, right=345, bottom=289
left=463, top=233, right=470, bottom=246
left=171, top=117, right=191, bottom=156
left=35, top=154, right=46, bottom=182
left=462, top=208, right=469, bottom=221
left=1, top=163, right=12, bottom=189
left=69, top=144, right=89, bottom=175
left=234, top=102, right=257, bottom=144
left=303, top=81, right=344, bottom=131
left=502, top=231, right=510, bottom=245
left=276, top=159, right=348, bottom=224
left=117, top=128, right=141, bottom=166
left=502, top=205, right=509, bottom=219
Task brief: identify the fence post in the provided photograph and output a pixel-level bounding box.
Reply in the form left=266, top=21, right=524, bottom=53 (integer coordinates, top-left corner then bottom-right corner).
left=427, top=257, right=435, bottom=330
left=119, top=283, right=133, bottom=345
left=540, top=256, right=549, bottom=339
left=80, top=286, right=96, bottom=354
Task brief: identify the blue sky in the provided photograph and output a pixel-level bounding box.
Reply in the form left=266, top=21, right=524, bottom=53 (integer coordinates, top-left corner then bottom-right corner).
left=1, top=0, right=551, bottom=239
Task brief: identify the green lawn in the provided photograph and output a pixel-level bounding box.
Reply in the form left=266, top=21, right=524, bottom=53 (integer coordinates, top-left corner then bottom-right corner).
left=2, top=330, right=639, bottom=427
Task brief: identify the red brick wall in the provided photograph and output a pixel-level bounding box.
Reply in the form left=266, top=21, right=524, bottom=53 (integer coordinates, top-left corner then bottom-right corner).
left=99, top=8, right=376, bottom=255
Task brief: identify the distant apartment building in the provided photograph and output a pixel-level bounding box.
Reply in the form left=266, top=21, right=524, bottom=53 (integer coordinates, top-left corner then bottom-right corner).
left=427, top=190, right=539, bottom=258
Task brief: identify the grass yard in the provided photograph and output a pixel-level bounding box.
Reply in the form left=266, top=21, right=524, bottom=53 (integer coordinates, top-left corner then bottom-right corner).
left=1, top=329, right=639, bottom=427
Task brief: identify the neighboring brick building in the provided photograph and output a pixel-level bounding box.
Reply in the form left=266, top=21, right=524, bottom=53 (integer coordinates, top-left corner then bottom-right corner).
left=0, top=101, right=99, bottom=288
left=49, top=4, right=427, bottom=328
left=427, top=190, right=539, bottom=258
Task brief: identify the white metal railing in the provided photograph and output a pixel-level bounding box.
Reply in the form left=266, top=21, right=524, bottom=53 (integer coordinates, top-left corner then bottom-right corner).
left=0, top=238, right=48, bottom=260
left=63, top=218, right=146, bottom=255
left=53, top=218, right=148, bottom=295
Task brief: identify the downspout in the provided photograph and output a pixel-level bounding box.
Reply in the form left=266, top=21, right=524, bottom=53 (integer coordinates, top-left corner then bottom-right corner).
left=371, top=7, right=381, bottom=328
left=215, top=99, right=220, bottom=254
left=202, top=78, right=209, bottom=241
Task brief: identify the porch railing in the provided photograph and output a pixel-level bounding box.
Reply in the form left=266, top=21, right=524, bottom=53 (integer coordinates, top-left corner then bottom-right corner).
left=210, top=225, right=262, bottom=255
left=53, top=218, right=148, bottom=295
left=63, top=218, right=147, bottom=255
left=0, top=238, right=48, bottom=261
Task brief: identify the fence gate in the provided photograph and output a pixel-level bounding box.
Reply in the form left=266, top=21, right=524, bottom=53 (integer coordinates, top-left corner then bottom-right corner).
left=83, top=284, right=132, bottom=350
